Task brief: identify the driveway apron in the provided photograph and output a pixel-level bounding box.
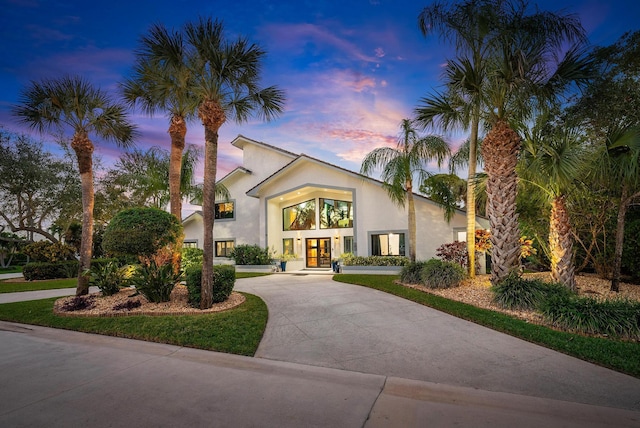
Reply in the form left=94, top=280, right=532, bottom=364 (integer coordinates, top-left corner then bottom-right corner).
left=235, top=274, right=640, bottom=411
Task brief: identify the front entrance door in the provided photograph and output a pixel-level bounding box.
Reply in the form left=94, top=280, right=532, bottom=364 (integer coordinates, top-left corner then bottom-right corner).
left=306, top=238, right=331, bottom=268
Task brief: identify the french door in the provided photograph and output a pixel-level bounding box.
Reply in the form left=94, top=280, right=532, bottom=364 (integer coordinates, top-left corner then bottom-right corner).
left=306, top=238, right=331, bottom=268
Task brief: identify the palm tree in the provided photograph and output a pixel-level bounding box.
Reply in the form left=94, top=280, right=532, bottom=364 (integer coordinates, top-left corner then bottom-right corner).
left=474, top=2, right=588, bottom=284
left=520, top=115, right=585, bottom=290
left=361, top=119, right=450, bottom=262
left=184, top=17, right=285, bottom=309
left=122, top=23, right=198, bottom=221
left=13, top=76, right=136, bottom=295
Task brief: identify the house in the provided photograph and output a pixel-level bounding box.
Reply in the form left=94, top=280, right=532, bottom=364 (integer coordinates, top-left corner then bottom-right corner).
left=182, top=135, right=489, bottom=269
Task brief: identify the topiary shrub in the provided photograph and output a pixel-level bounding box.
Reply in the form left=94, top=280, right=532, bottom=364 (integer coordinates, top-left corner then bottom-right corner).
left=185, top=264, right=236, bottom=308
left=539, top=294, right=640, bottom=339
left=420, top=259, right=466, bottom=289
left=129, top=260, right=181, bottom=303
left=23, top=241, right=76, bottom=262
left=400, top=261, right=428, bottom=284
left=230, top=244, right=272, bottom=265
left=102, top=207, right=182, bottom=260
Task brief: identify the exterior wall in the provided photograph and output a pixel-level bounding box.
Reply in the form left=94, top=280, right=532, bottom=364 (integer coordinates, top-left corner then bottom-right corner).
left=182, top=213, right=204, bottom=248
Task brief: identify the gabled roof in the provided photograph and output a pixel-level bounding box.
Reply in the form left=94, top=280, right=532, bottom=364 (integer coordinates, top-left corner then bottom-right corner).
left=218, top=166, right=252, bottom=184
left=231, top=134, right=298, bottom=159
left=182, top=210, right=203, bottom=224
left=244, top=152, right=475, bottom=217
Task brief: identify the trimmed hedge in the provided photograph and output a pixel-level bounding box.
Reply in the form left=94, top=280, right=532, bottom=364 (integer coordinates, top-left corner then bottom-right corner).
left=230, top=245, right=272, bottom=265
left=342, top=254, right=409, bottom=267
left=185, top=265, right=236, bottom=307
left=23, top=259, right=117, bottom=281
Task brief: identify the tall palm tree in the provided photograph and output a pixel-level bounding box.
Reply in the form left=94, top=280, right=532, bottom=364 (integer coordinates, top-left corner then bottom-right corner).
left=520, top=115, right=585, bottom=290
left=475, top=2, right=588, bottom=284
left=361, top=119, right=450, bottom=262
left=416, top=0, right=498, bottom=278
left=184, top=17, right=285, bottom=309
left=122, top=23, right=198, bottom=221
left=13, top=76, right=136, bottom=295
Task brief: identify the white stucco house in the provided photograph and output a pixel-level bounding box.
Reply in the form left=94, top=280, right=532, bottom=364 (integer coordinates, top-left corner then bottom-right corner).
left=182, top=135, right=489, bottom=269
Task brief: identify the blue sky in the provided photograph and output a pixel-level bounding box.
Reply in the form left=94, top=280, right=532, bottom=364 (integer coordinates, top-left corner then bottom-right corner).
left=1, top=0, right=638, bottom=181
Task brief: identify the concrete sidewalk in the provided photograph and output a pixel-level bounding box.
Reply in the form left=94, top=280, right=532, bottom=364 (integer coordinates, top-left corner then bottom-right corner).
left=0, top=322, right=638, bottom=427
left=0, top=286, right=99, bottom=303
left=235, top=274, right=640, bottom=411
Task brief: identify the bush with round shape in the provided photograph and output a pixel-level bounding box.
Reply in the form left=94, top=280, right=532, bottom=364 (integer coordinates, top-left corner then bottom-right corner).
left=230, top=244, right=272, bottom=265
left=420, top=259, right=466, bottom=289
left=23, top=241, right=76, bottom=262
left=102, top=207, right=182, bottom=259
left=185, top=264, right=236, bottom=308
left=401, top=261, right=428, bottom=284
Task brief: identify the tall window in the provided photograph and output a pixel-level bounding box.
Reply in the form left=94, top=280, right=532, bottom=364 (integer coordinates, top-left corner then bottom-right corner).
left=319, top=198, right=353, bottom=229
left=371, top=233, right=405, bottom=256
left=283, top=238, right=294, bottom=256
left=283, top=199, right=316, bottom=231
left=215, top=240, right=234, bottom=257
left=215, top=201, right=235, bottom=220
left=343, top=236, right=354, bottom=254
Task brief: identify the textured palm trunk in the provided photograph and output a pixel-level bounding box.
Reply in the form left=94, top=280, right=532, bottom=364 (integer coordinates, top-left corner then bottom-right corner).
left=406, top=179, right=416, bottom=262
left=71, top=132, right=94, bottom=296
left=466, top=111, right=480, bottom=277
left=549, top=195, right=576, bottom=291
left=482, top=120, right=521, bottom=285
left=199, top=100, right=225, bottom=309
left=168, top=115, right=187, bottom=274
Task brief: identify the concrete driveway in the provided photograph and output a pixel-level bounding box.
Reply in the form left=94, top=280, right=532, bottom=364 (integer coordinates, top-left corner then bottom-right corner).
left=235, top=274, right=640, bottom=411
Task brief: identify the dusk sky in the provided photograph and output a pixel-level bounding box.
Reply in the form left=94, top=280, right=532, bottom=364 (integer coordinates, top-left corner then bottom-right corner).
left=1, top=0, right=639, bottom=183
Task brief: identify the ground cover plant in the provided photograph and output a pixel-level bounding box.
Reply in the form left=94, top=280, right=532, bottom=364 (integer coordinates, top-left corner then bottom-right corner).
left=0, top=293, right=268, bottom=356
left=333, top=274, right=640, bottom=378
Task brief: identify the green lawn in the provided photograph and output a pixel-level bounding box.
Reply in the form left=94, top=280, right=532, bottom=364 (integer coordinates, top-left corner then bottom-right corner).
left=0, top=292, right=268, bottom=356
left=0, top=278, right=77, bottom=293
left=333, top=274, right=640, bottom=378
left=0, top=266, right=23, bottom=274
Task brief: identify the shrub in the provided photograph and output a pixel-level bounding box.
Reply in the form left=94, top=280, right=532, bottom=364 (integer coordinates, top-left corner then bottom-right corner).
left=60, top=295, right=96, bottom=312
left=185, top=265, right=236, bottom=308
left=112, top=300, right=142, bottom=311
left=181, top=247, right=203, bottom=274
left=342, top=254, right=409, bottom=267
left=23, top=241, right=76, bottom=262
left=436, top=241, right=469, bottom=267
left=230, top=244, right=272, bottom=265
left=622, top=219, right=640, bottom=280
left=491, top=273, right=574, bottom=310
left=89, top=261, right=133, bottom=296
left=400, top=261, right=429, bottom=284
left=420, top=259, right=466, bottom=289
left=539, top=295, right=640, bottom=339
left=129, top=260, right=181, bottom=303
left=22, top=258, right=117, bottom=280
left=102, top=207, right=182, bottom=259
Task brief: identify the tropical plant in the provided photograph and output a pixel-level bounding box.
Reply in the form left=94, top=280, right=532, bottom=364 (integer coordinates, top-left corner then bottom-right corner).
left=88, top=261, right=133, bottom=296
left=416, top=0, right=495, bottom=277
left=13, top=76, right=136, bottom=295
left=360, top=118, right=450, bottom=262
left=122, top=22, right=198, bottom=221
left=130, top=259, right=181, bottom=303
left=183, top=17, right=285, bottom=308
left=519, top=115, right=587, bottom=290
left=419, top=173, right=466, bottom=222
left=420, top=258, right=466, bottom=289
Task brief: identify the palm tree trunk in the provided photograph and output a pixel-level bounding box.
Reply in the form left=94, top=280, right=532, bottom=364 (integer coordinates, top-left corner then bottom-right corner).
left=71, top=132, right=94, bottom=296
left=550, top=195, right=576, bottom=291
left=168, top=115, right=187, bottom=219
left=407, top=180, right=416, bottom=262
left=466, top=111, right=479, bottom=277
left=482, top=120, right=521, bottom=285
left=199, top=101, right=225, bottom=309
left=168, top=115, right=187, bottom=274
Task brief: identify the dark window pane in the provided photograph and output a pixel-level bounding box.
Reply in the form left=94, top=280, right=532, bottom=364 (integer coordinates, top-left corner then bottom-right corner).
left=283, top=199, right=316, bottom=231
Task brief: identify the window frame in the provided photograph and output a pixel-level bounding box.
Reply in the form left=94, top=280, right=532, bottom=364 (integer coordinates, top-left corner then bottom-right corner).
left=282, top=199, right=316, bottom=231
left=319, top=198, right=353, bottom=229
left=214, top=200, right=236, bottom=221
left=215, top=239, right=235, bottom=258
left=369, top=231, right=406, bottom=256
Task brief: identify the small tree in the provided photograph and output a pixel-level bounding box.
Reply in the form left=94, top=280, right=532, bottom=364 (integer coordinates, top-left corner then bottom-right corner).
left=102, top=207, right=182, bottom=261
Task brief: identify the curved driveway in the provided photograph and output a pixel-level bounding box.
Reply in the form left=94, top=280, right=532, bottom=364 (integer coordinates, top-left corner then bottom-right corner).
left=235, top=273, right=640, bottom=411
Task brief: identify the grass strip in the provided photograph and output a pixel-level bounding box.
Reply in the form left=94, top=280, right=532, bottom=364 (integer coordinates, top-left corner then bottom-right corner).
left=0, top=292, right=268, bottom=356
left=333, top=274, right=640, bottom=378
left=0, top=278, right=77, bottom=293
